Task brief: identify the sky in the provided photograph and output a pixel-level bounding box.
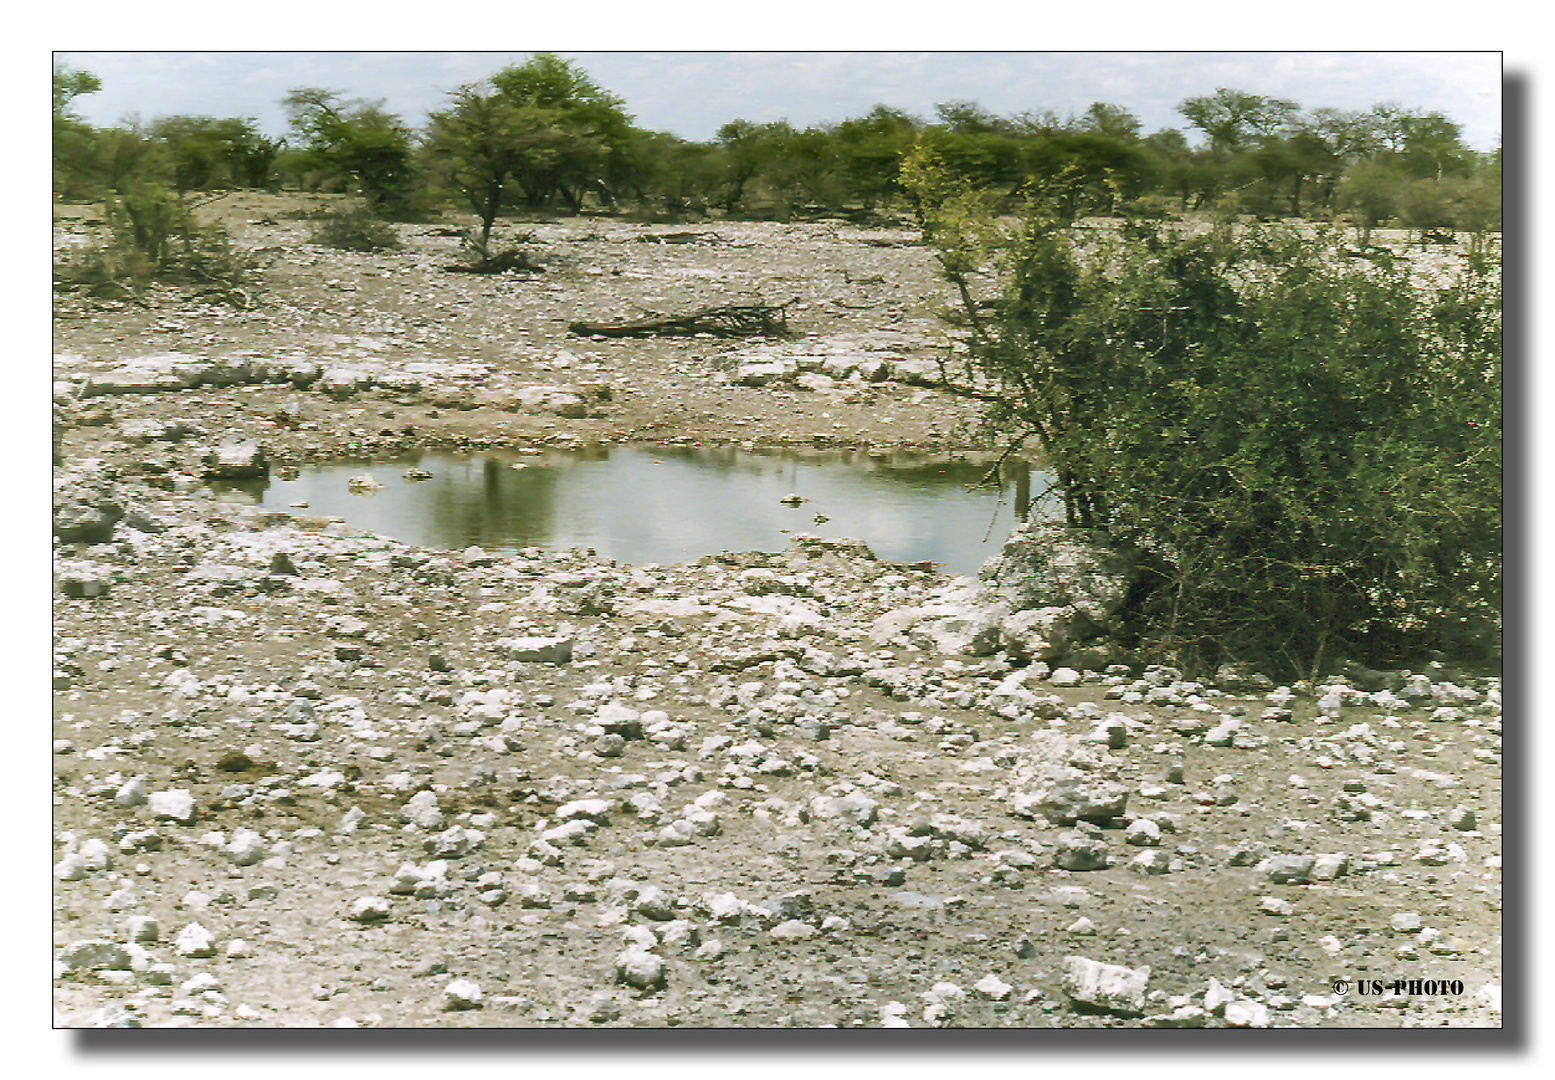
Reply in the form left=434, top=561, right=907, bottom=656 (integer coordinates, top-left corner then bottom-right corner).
left=53, top=50, right=1504, bottom=152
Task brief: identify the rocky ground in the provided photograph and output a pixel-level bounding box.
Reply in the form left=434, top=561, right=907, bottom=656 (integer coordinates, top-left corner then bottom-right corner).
left=52, top=190, right=984, bottom=465
left=51, top=194, right=1502, bottom=1028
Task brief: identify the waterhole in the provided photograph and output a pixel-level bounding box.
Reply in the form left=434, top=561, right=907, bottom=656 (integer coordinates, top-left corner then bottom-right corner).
left=214, top=445, right=1057, bottom=577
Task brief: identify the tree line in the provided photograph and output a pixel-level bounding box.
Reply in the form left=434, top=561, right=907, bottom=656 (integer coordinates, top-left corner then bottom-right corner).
left=54, top=55, right=1500, bottom=242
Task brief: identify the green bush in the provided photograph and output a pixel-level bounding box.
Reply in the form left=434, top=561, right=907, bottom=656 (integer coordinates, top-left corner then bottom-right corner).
left=905, top=146, right=1500, bottom=676
left=309, top=204, right=402, bottom=251
left=55, top=183, right=255, bottom=303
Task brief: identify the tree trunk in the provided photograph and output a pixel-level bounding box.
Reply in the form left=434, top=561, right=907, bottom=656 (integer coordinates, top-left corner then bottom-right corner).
left=476, top=169, right=503, bottom=258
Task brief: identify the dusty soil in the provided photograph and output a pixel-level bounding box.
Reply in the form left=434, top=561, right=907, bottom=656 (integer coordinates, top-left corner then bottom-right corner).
left=51, top=193, right=1501, bottom=1029
left=52, top=191, right=984, bottom=463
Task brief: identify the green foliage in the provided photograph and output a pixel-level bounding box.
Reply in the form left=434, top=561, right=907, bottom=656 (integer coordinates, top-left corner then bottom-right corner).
left=486, top=53, right=634, bottom=211
left=53, top=63, right=102, bottom=120
left=1397, top=112, right=1477, bottom=179
left=1337, top=158, right=1402, bottom=245
left=912, top=124, right=1024, bottom=192
left=716, top=120, right=845, bottom=218
left=54, top=65, right=1497, bottom=232
left=283, top=88, right=417, bottom=215
left=489, top=52, right=630, bottom=126
left=424, top=81, right=533, bottom=253
left=1019, top=130, right=1151, bottom=215
left=1076, top=102, right=1142, bottom=142
left=107, top=183, right=183, bottom=264
left=1338, top=147, right=1500, bottom=245
left=309, top=203, right=402, bottom=252
left=150, top=115, right=232, bottom=191
left=56, top=184, right=255, bottom=303
left=53, top=63, right=103, bottom=200
left=92, top=124, right=171, bottom=194
left=1178, top=88, right=1299, bottom=154
left=617, top=130, right=721, bottom=217
left=834, top=105, right=920, bottom=210
left=714, top=119, right=774, bottom=213
left=905, top=146, right=1500, bottom=675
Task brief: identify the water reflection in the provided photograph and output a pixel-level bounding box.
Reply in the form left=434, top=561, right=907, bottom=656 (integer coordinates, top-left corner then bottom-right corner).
left=212, top=445, right=1058, bottom=577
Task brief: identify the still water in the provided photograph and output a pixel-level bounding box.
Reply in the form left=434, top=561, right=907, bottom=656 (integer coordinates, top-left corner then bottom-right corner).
left=214, top=445, right=1056, bottom=577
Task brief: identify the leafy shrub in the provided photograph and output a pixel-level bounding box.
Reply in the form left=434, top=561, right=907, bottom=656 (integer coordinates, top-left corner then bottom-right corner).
left=905, top=146, right=1501, bottom=676
left=54, top=183, right=255, bottom=303
left=1395, top=175, right=1502, bottom=246
left=309, top=204, right=402, bottom=251
left=1337, top=159, right=1401, bottom=247
left=447, top=231, right=540, bottom=274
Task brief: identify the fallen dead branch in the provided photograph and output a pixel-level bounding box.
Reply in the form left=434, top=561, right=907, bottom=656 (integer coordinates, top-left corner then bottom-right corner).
left=635, top=231, right=711, bottom=245
left=568, top=299, right=796, bottom=339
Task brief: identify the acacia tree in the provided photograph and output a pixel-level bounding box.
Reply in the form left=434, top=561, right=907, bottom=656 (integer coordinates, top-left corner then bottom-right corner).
left=1283, top=108, right=1378, bottom=211
left=92, top=122, right=168, bottom=194
left=1178, top=88, right=1299, bottom=154
left=53, top=62, right=102, bottom=198
left=53, top=63, right=101, bottom=121
left=282, top=88, right=415, bottom=213
left=1338, top=158, right=1403, bottom=245
left=615, top=130, right=719, bottom=215
left=149, top=116, right=280, bottom=192
left=1397, top=112, right=1476, bottom=180
left=1233, top=132, right=1339, bottom=218
left=487, top=53, right=633, bottom=210
left=714, top=119, right=769, bottom=213
left=1075, top=102, right=1142, bottom=142
left=425, top=82, right=532, bottom=257
left=734, top=121, right=842, bottom=216
left=834, top=105, right=919, bottom=210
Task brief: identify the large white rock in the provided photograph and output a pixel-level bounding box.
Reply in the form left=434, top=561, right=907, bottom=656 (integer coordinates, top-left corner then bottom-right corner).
left=113, top=776, right=148, bottom=808
left=348, top=896, right=391, bottom=923
left=513, top=385, right=588, bottom=418
left=978, top=524, right=1138, bottom=628
left=83, top=353, right=209, bottom=396
left=203, top=441, right=268, bottom=480
left=224, top=828, right=267, bottom=866
left=440, top=979, right=484, bottom=1011
left=810, top=791, right=879, bottom=828
left=1002, top=606, right=1090, bottom=662
left=615, top=946, right=666, bottom=990
left=400, top=790, right=443, bottom=829
left=1012, top=776, right=1131, bottom=825
left=556, top=798, right=613, bottom=823
left=173, top=922, right=217, bottom=958
left=870, top=584, right=1005, bottom=656
left=974, top=974, right=1013, bottom=1000
left=1223, top=999, right=1271, bottom=1027
left=147, top=789, right=197, bottom=824
left=1063, top=956, right=1150, bottom=1016
left=54, top=838, right=113, bottom=880
left=732, top=359, right=796, bottom=387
